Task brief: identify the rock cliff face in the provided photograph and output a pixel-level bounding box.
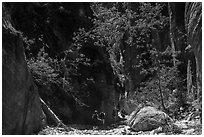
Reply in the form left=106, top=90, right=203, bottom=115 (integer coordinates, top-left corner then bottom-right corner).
left=169, top=2, right=186, bottom=52
left=185, top=2, right=202, bottom=119
left=168, top=2, right=192, bottom=77
left=5, top=2, right=93, bottom=57
left=4, top=2, right=201, bottom=128
left=72, top=45, right=121, bottom=124
left=185, top=2, right=202, bottom=92
left=4, top=2, right=121, bottom=125
left=169, top=2, right=202, bottom=121
left=2, top=7, right=46, bottom=134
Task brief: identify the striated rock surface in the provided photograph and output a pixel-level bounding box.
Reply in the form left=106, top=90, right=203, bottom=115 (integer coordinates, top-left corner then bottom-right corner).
left=168, top=2, right=187, bottom=51
left=185, top=2, right=202, bottom=92
left=185, top=2, right=202, bottom=121
left=127, top=106, right=172, bottom=132
left=2, top=7, right=46, bottom=134
left=168, top=2, right=199, bottom=108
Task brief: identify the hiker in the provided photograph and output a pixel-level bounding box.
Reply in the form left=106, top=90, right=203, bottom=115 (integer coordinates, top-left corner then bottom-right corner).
left=112, top=109, right=118, bottom=122
left=92, top=110, right=99, bottom=129
left=99, top=112, right=105, bottom=126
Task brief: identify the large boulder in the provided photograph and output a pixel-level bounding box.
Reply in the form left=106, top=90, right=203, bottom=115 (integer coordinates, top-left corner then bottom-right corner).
left=2, top=7, right=46, bottom=134
left=127, top=106, right=172, bottom=132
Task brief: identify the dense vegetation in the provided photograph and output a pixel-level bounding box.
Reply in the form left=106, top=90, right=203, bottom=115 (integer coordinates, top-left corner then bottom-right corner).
left=4, top=2, right=201, bottom=127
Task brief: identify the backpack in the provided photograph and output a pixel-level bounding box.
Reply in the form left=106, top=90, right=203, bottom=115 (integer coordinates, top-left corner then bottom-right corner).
left=99, top=112, right=105, bottom=119
left=92, top=113, right=98, bottom=120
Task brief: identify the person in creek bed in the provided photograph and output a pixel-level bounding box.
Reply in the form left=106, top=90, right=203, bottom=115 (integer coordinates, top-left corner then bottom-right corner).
left=92, top=110, right=106, bottom=129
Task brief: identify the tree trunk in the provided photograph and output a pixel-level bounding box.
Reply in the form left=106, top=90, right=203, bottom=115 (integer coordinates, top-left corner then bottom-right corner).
left=40, top=98, right=74, bottom=131
left=158, top=69, right=168, bottom=112
left=156, top=56, right=169, bottom=113
left=187, top=60, right=192, bottom=96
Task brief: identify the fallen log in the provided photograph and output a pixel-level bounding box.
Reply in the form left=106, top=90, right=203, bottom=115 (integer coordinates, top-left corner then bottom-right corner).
left=40, top=98, right=74, bottom=131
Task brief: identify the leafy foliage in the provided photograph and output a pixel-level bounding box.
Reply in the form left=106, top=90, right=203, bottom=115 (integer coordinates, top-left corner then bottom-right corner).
left=27, top=45, right=91, bottom=104
left=25, top=2, right=197, bottom=121
left=68, top=3, right=185, bottom=112
left=72, top=2, right=169, bottom=85
left=138, top=46, right=183, bottom=111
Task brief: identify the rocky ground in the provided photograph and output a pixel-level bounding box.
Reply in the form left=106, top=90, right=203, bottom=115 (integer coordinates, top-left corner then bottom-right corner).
left=38, top=119, right=202, bottom=135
